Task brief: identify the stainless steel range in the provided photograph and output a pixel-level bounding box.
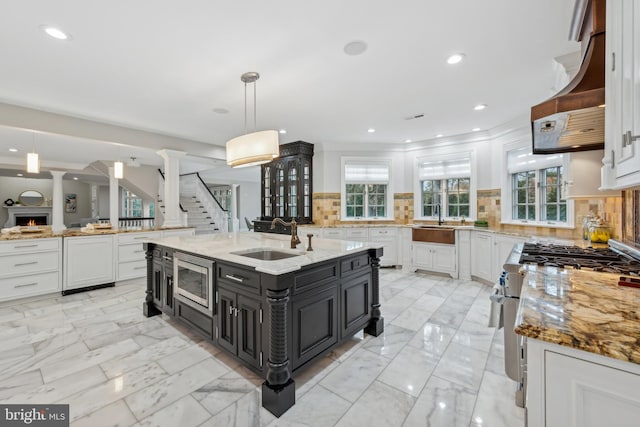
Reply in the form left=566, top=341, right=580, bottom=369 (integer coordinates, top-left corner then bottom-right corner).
left=491, top=239, right=640, bottom=410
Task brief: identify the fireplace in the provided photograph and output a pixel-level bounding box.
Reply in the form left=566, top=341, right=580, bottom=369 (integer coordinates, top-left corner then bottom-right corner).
left=15, top=216, right=48, bottom=226
left=3, top=206, right=52, bottom=228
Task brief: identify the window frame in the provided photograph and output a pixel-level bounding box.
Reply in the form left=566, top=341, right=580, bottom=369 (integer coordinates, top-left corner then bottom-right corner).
left=122, top=189, right=143, bottom=218
left=501, top=141, right=574, bottom=228
left=414, top=152, right=477, bottom=221
left=341, top=157, right=393, bottom=221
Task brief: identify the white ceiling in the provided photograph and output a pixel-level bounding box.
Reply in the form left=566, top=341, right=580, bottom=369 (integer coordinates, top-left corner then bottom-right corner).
left=0, top=0, right=579, bottom=176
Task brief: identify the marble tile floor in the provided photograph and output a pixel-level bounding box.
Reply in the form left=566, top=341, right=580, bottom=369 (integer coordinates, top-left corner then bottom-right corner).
left=0, top=270, right=524, bottom=427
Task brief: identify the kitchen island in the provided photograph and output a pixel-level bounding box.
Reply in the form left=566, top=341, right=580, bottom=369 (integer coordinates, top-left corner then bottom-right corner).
left=515, top=264, right=640, bottom=427
left=142, top=232, right=384, bottom=417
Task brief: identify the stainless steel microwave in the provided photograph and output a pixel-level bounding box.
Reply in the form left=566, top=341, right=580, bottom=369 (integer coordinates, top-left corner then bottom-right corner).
left=174, top=252, right=214, bottom=315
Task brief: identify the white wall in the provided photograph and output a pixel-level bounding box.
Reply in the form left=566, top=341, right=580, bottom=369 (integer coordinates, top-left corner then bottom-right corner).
left=0, top=176, right=91, bottom=226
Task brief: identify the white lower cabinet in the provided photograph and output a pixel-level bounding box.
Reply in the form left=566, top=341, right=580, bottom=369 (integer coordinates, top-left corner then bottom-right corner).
left=117, top=231, right=161, bottom=281
left=411, top=242, right=456, bottom=277
left=527, top=339, right=640, bottom=427
left=64, top=235, right=115, bottom=291
left=369, top=228, right=398, bottom=267
left=0, top=238, right=62, bottom=301
left=471, top=232, right=525, bottom=283
left=471, top=232, right=492, bottom=282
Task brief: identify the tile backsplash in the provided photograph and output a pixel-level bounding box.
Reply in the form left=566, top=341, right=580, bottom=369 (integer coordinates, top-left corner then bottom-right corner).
left=622, top=187, right=640, bottom=246
left=312, top=190, right=623, bottom=241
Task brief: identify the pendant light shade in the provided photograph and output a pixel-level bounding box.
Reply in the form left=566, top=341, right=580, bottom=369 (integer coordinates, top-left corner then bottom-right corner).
left=27, top=152, right=40, bottom=173
left=226, top=72, right=279, bottom=168
left=114, top=161, right=124, bottom=179
left=226, top=130, right=279, bottom=168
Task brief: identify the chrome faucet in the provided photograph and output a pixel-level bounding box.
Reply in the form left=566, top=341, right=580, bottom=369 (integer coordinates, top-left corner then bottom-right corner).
left=271, top=218, right=301, bottom=249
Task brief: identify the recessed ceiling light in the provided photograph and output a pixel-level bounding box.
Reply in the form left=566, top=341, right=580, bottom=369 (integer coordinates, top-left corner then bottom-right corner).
left=472, top=127, right=481, bottom=132
left=474, top=104, right=487, bottom=111
left=73, top=177, right=78, bottom=180
left=344, top=40, right=368, bottom=56
left=367, top=128, right=376, bottom=133
left=446, top=53, right=465, bottom=65
left=436, top=134, right=444, bottom=138
left=16, top=173, right=23, bottom=177
left=9, top=148, right=18, bottom=152
left=212, top=107, right=229, bottom=114
left=41, top=26, right=70, bottom=40
left=405, top=139, right=412, bottom=143
left=279, top=129, right=287, bottom=134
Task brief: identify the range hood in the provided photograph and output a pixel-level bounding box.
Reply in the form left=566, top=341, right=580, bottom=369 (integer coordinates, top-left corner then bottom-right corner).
left=531, top=0, right=605, bottom=154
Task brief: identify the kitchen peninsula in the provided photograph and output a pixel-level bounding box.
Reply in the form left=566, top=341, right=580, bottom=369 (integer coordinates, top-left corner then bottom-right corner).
left=142, top=232, right=384, bottom=417
left=0, top=226, right=194, bottom=301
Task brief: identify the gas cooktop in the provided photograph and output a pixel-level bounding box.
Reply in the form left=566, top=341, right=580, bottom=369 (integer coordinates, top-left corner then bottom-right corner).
left=519, top=243, right=640, bottom=276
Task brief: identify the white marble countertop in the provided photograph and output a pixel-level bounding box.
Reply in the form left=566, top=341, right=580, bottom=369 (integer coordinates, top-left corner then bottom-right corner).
left=147, top=232, right=383, bottom=275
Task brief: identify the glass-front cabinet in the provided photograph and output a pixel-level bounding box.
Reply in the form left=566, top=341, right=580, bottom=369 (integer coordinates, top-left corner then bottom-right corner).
left=256, top=141, right=313, bottom=233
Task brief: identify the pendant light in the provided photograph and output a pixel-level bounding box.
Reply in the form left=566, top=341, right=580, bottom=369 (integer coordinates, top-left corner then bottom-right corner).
left=226, top=72, right=279, bottom=168
left=27, top=132, right=40, bottom=173
left=114, top=161, right=124, bottom=179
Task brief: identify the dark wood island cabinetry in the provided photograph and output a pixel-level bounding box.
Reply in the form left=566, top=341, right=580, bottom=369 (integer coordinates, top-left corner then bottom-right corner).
left=142, top=234, right=383, bottom=417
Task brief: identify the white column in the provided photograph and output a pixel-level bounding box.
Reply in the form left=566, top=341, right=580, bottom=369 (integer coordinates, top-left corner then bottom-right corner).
left=231, top=184, right=240, bottom=232
left=50, top=170, right=67, bottom=233
left=90, top=184, right=98, bottom=218
left=108, top=166, right=119, bottom=229
left=157, top=149, right=186, bottom=228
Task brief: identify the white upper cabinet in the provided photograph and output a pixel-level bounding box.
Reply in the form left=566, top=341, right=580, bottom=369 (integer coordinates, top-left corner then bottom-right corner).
left=602, top=0, right=640, bottom=189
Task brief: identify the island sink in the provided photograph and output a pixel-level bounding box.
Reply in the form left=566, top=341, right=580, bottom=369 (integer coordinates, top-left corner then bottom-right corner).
left=231, top=248, right=302, bottom=261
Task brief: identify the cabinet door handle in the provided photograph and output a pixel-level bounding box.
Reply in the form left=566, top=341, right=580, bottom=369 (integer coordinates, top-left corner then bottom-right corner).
left=134, top=250, right=145, bottom=253
left=133, top=236, right=149, bottom=240
left=134, top=266, right=146, bottom=270
left=623, top=130, right=640, bottom=147
left=225, top=274, right=245, bottom=283
left=15, top=282, right=38, bottom=288
left=229, top=306, right=234, bottom=315
left=162, top=256, right=172, bottom=261
left=15, top=261, right=38, bottom=267
left=14, top=244, right=38, bottom=249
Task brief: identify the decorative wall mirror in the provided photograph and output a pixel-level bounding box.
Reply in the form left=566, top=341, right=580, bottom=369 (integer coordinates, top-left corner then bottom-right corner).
left=19, top=190, right=44, bottom=206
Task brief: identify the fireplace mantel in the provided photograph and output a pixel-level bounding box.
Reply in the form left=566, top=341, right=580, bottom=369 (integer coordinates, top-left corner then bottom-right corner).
left=3, top=206, right=52, bottom=228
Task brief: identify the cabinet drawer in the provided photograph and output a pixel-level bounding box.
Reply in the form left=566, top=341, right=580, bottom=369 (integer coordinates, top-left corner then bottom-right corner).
left=293, top=261, right=338, bottom=294
left=118, top=243, right=147, bottom=262
left=176, top=300, right=213, bottom=339
left=322, top=229, right=346, bottom=239
left=118, top=260, right=147, bottom=281
left=369, top=228, right=396, bottom=238
left=0, top=251, right=59, bottom=278
left=118, top=232, right=161, bottom=245
left=0, top=238, right=60, bottom=254
left=0, top=271, right=60, bottom=302
left=341, top=253, right=370, bottom=277
left=346, top=228, right=368, bottom=239
left=218, top=263, right=260, bottom=293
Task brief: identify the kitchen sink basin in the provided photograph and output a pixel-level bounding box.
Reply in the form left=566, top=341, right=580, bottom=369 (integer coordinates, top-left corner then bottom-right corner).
left=412, top=227, right=456, bottom=244
left=231, top=248, right=303, bottom=261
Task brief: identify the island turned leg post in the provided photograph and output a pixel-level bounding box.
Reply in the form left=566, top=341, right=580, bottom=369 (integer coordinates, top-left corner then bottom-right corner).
left=262, top=288, right=295, bottom=417
left=142, top=245, right=161, bottom=317
left=364, top=249, right=384, bottom=337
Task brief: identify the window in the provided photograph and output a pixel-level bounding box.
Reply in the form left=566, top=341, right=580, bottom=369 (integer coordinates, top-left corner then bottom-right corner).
left=541, top=166, right=566, bottom=221
left=505, top=145, right=571, bottom=226
left=122, top=190, right=143, bottom=217
left=416, top=156, right=473, bottom=220
left=342, top=159, right=392, bottom=219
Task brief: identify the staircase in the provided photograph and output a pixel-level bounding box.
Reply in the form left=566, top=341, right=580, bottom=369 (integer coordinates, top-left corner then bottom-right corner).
left=179, top=195, right=219, bottom=234
left=157, top=170, right=230, bottom=235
